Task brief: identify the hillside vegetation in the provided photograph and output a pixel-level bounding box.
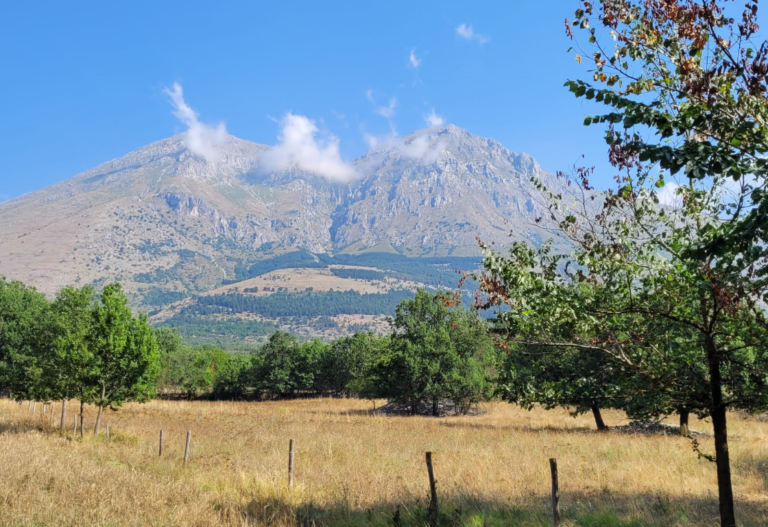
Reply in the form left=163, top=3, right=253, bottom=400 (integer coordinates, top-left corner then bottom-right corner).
left=152, top=253, right=483, bottom=342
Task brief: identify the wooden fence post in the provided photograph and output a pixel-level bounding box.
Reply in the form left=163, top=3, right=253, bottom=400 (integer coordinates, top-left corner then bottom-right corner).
left=159, top=430, right=164, bottom=456
left=60, top=399, right=67, bottom=430
left=549, top=458, right=560, bottom=527
left=32, top=401, right=36, bottom=414
left=73, top=415, right=77, bottom=436
left=183, top=431, right=191, bottom=465
left=28, top=400, right=32, bottom=412
left=426, top=452, right=439, bottom=526
left=288, top=438, right=295, bottom=487
left=43, top=404, right=46, bottom=416
left=106, top=424, right=110, bottom=440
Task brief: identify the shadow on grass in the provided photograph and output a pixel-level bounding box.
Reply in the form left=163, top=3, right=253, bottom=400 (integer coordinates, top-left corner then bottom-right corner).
left=0, top=418, right=138, bottom=445
left=215, top=489, right=768, bottom=527
left=438, top=421, right=603, bottom=435
left=0, top=418, right=55, bottom=435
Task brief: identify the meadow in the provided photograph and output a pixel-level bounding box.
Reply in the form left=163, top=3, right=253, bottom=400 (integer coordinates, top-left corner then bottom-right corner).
left=0, top=398, right=766, bottom=527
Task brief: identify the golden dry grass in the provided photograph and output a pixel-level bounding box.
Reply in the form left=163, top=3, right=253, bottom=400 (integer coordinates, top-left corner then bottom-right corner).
left=0, top=398, right=766, bottom=526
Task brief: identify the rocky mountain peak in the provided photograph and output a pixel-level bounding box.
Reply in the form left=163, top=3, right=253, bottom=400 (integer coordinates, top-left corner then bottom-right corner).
left=0, top=125, right=562, bottom=297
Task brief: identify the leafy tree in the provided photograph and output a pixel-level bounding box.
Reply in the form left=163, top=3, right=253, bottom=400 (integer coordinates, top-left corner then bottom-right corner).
left=479, top=190, right=768, bottom=524
left=550, top=3, right=768, bottom=524
left=248, top=332, right=321, bottom=398
left=211, top=352, right=250, bottom=398
left=45, top=285, right=97, bottom=428
left=155, top=327, right=185, bottom=392
left=0, top=277, right=49, bottom=400
left=87, top=283, right=160, bottom=433
left=156, top=328, right=210, bottom=397
left=156, top=328, right=246, bottom=398
left=316, top=332, right=388, bottom=397
left=375, top=290, right=498, bottom=415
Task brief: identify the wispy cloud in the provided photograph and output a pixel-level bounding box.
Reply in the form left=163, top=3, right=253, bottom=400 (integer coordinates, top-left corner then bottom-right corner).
left=376, top=97, right=397, bottom=118
left=456, top=23, right=489, bottom=44
left=424, top=108, right=445, bottom=127
left=398, top=135, right=445, bottom=163
left=164, top=82, right=227, bottom=162
left=366, top=90, right=398, bottom=119
left=363, top=126, right=398, bottom=149
left=259, top=113, right=358, bottom=183
left=362, top=129, right=447, bottom=165
left=409, top=49, right=421, bottom=69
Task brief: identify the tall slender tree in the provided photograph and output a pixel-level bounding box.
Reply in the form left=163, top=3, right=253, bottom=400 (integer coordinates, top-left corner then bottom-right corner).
left=44, top=285, right=96, bottom=429
left=87, top=284, right=160, bottom=434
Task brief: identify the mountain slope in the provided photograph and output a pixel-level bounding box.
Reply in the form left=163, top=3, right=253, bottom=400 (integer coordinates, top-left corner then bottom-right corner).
left=337, top=125, right=554, bottom=255
left=0, top=125, right=560, bottom=307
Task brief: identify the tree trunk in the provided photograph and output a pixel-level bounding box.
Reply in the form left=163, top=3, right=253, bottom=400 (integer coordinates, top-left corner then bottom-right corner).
left=59, top=399, right=67, bottom=429
left=94, top=385, right=106, bottom=435
left=94, top=405, right=103, bottom=435
left=705, top=334, right=735, bottom=527
left=432, top=397, right=439, bottom=417
left=79, top=400, right=85, bottom=439
left=591, top=404, right=607, bottom=431
left=679, top=408, right=690, bottom=437
left=411, top=401, right=418, bottom=416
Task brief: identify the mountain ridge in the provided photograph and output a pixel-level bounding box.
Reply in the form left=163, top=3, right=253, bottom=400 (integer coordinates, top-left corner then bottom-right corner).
left=0, top=125, right=559, bottom=306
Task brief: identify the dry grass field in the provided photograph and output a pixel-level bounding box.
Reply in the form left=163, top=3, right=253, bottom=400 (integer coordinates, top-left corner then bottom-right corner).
left=0, top=398, right=766, bottom=527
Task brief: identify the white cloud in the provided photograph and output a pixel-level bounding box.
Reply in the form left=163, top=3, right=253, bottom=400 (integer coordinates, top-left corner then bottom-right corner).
left=456, top=23, right=489, bottom=44
left=259, top=113, right=358, bottom=183
left=398, top=135, right=446, bottom=164
left=376, top=97, right=398, bottom=118
left=361, top=129, right=446, bottom=165
left=424, top=108, right=445, bottom=127
left=366, top=90, right=398, bottom=119
left=363, top=128, right=398, bottom=149
left=409, top=49, right=421, bottom=69
left=658, top=175, right=757, bottom=209
left=656, top=182, right=682, bottom=208
left=164, top=82, right=227, bottom=162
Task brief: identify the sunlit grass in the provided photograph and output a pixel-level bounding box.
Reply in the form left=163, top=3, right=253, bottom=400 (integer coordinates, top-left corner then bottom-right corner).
left=0, top=398, right=765, bottom=526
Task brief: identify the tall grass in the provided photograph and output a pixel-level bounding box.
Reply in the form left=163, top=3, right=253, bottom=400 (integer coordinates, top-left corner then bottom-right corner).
left=0, top=398, right=765, bottom=526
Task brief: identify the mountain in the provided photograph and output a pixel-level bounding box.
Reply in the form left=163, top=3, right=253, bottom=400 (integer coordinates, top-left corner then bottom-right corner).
left=0, top=125, right=562, bottom=341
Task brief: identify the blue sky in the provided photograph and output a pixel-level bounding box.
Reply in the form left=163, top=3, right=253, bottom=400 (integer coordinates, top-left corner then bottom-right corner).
left=0, top=1, right=613, bottom=200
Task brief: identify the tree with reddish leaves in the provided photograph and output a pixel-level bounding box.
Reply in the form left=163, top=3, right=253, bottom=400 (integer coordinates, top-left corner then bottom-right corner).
left=565, top=4, right=768, bottom=526
left=477, top=2, right=768, bottom=526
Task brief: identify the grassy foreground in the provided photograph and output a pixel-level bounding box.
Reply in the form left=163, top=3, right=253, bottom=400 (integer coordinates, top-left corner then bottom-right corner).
left=0, top=398, right=766, bottom=526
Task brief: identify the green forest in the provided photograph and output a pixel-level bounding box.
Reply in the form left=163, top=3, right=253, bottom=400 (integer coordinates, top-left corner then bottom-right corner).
left=224, top=250, right=482, bottom=288
left=186, top=289, right=415, bottom=318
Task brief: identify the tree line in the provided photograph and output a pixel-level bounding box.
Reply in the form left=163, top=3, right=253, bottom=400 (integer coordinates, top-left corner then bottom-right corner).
left=0, top=283, right=501, bottom=418
left=0, top=281, right=159, bottom=433
left=188, top=289, right=416, bottom=318
left=156, top=289, right=499, bottom=415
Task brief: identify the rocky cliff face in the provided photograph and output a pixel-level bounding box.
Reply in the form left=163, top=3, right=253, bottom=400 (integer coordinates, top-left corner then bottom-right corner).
left=0, top=125, right=560, bottom=299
